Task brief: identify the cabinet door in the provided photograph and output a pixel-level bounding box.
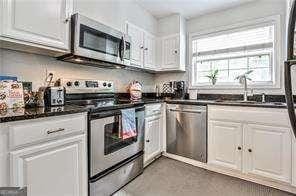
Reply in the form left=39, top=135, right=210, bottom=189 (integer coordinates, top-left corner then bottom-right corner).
left=10, top=135, right=87, bottom=196
left=244, top=124, right=291, bottom=183
left=208, top=120, right=243, bottom=171
left=144, top=116, right=162, bottom=164
left=143, top=33, right=156, bottom=70
left=2, top=0, right=72, bottom=50
left=293, top=135, right=296, bottom=187
left=126, top=23, right=144, bottom=67
left=161, top=35, right=179, bottom=70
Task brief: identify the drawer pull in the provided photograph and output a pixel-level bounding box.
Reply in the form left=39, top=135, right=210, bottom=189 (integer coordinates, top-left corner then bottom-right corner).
left=47, top=128, right=65, bottom=134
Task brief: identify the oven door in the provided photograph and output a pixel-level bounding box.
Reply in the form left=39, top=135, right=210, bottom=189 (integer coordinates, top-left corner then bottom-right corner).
left=73, top=14, right=124, bottom=65
left=90, top=107, right=145, bottom=178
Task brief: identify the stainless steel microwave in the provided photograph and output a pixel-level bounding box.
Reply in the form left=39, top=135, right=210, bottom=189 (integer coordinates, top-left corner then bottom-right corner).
left=58, top=13, right=131, bottom=68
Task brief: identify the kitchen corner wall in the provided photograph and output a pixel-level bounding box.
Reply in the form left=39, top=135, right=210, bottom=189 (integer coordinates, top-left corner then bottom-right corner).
left=0, top=0, right=158, bottom=92
left=154, top=0, right=289, bottom=95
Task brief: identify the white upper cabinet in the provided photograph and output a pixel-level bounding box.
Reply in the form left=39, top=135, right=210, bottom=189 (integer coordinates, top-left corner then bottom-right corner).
left=1, top=0, right=73, bottom=52
left=143, top=33, right=157, bottom=70
left=208, top=120, right=243, bottom=172
left=126, top=22, right=157, bottom=70
left=126, top=22, right=144, bottom=67
left=157, top=14, right=186, bottom=72
left=161, top=35, right=180, bottom=70
left=244, top=124, right=291, bottom=183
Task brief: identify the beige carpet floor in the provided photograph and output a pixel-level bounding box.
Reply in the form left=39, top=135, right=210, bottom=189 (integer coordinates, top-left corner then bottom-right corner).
left=114, top=157, right=294, bottom=196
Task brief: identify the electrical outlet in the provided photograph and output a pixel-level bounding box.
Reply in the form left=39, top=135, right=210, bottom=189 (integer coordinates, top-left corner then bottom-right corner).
left=45, top=70, right=55, bottom=81
left=45, top=69, right=56, bottom=86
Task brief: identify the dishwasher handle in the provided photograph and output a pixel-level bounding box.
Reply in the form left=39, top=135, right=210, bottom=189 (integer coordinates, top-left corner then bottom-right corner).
left=168, top=108, right=205, bottom=114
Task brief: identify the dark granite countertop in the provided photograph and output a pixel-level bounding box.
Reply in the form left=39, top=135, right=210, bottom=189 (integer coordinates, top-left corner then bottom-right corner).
left=165, top=99, right=288, bottom=108
left=0, top=105, right=89, bottom=123
left=0, top=98, right=288, bottom=123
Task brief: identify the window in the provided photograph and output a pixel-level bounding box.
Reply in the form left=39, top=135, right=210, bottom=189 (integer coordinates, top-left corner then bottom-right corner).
left=191, top=23, right=276, bottom=87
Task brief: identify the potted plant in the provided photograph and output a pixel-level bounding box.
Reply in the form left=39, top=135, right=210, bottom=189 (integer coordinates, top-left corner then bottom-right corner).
left=206, top=69, right=219, bottom=85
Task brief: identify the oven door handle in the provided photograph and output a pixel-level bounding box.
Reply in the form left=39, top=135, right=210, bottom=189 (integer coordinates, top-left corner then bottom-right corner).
left=90, top=110, right=121, bottom=119
left=90, top=106, right=145, bottom=120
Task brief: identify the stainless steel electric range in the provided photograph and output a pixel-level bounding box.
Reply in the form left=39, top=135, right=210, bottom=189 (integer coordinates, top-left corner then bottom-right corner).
left=61, top=78, right=145, bottom=196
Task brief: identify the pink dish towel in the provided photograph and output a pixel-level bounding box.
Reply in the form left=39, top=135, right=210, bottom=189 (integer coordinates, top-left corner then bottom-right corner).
left=121, top=108, right=137, bottom=140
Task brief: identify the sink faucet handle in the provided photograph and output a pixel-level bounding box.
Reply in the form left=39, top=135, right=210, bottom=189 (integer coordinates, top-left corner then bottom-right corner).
left=249, top=89, right=254, bottom=96
left=261, top=93, right=266, bottom=103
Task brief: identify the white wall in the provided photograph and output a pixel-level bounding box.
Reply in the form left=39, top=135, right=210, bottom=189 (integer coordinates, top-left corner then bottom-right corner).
left=0, top=48, right=155, bottom=92
left=75, top=0, right=158, bottom=34
left=155, top=0, right=289, bottom=95
left=0, top=0, right=158, bottom=92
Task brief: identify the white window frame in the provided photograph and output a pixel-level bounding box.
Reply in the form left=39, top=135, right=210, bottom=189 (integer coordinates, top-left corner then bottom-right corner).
left=188, top=15, right=282, bottom=90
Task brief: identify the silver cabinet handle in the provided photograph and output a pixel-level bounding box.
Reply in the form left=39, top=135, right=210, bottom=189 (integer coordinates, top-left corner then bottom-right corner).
left=169, top=109, right=203, bottom=114
left=47, top=128, right=65, bottom=134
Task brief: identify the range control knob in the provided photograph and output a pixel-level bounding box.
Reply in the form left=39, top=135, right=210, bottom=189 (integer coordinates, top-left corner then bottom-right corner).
left=74, top=81, right=80, bottom=87
left=103, top=82, right=107, bottom=87
left=108, top=83, right=112, bottom=87
left=66, top=81, right=72, bottom=87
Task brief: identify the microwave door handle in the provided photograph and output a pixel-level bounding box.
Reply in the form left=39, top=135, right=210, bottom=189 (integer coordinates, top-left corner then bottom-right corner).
left=118, top=37, right=123, bottom=61
left=121, top=36, right=125, bottom=62
left=286, top=0, right=296, bottom=139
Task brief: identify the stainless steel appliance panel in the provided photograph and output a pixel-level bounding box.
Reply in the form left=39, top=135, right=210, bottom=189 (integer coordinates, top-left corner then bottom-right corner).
left=90, top=108, right=145, bottom=177
left=74, top=14, right=123, bottom=64
left=58, top=14, right=131, bottom=67
left=90, top=154, right=143, bottom=196
left=166, top=104, right=207, bottom=162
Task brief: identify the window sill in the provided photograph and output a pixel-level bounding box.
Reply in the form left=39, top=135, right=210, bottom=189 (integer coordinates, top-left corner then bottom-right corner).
left=190, top=83, right=280, bottom=90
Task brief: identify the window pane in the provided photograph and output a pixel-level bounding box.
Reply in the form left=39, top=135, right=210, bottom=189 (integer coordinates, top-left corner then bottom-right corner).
left=248, top=68, right=271, bottom=82
left=229, top=58, right=248, bottom=69
left=196, top=61, right=211, bottom=71
left=229, top=69, right=248, bottom=82
left=217, top=70, right=229, bottom=83
left=197, top=71, right=210, bottom=83
left=249, top=55, right=270, bottom=68
left=212, top=60, right=228, bottom=70
left=192, top=24, right=274, bottom=86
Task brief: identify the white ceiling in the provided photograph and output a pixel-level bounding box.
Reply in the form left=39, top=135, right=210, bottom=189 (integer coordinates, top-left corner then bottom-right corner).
left=135, top=0, right=255, bottom=19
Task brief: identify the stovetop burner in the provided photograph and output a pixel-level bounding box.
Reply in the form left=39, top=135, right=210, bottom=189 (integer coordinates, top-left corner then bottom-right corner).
left=67, top=97, right=144, bottom=112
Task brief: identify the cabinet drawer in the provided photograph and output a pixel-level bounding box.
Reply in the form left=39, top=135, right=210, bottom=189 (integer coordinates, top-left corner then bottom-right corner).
left=9, top=113, right=87, bottom=149
left=208, top=105, right=290, bottom=127
left=145, top=104, right=162, bottom=117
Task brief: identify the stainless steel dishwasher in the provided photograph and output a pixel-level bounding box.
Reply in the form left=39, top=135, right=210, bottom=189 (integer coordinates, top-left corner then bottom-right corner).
left=166, top=104, right=207, bottom=163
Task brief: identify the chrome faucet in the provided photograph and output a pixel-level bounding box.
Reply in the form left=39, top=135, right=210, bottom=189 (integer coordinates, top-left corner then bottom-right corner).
left=236, top=70, right=253, bottom=102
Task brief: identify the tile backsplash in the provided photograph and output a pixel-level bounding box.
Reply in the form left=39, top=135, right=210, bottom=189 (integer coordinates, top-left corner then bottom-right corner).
left=0, top=49, right=156, bottom=92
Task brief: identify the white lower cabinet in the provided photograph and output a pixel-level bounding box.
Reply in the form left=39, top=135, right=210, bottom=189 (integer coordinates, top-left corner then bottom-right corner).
left=10, top=134, right=87, bottom=196
left=244, top=124, right=291, bottom=183
left=208, top=106, right=293, bottom=185
left=144, top=104, right=163, bottom=166
left=144, top=115, right=162, bottom=164
left=208, top=121, right=242, bottom=172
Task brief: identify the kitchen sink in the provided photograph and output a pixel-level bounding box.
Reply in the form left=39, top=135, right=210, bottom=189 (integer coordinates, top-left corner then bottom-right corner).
left=230, top=100, right=258, bottom=104
left=214, top=100, right=286, bottom=106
